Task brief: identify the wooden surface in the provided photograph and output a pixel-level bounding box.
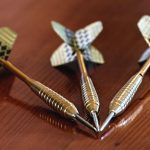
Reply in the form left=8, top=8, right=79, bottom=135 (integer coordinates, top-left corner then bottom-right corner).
left=0, top=0, right=150, bottom=149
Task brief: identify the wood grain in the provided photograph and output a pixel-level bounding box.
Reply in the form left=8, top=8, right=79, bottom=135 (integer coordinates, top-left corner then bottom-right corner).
left=0, top=0, right=150, bottom=149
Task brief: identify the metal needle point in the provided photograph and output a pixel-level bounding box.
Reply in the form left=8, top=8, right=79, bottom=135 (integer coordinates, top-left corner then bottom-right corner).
left=100, top=112, right=115, bottom=132
left=91, top=111, right=100, bottom=131
left=75, top=114, right=97, bottom=132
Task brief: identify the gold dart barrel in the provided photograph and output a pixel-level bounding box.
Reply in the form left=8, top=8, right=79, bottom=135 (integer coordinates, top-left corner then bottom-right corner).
left=77, top=50, right=100, bottom=131
left=109, top=73, right=143, bottom=115
left=0, top=59, right=96, bottom=132
left=81, top=75, right=99, bottom=113
left=30, top=81, right=79, bottom=118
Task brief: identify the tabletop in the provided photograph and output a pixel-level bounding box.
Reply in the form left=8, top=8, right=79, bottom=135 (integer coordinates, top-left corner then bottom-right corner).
left=0, top=0, right=150, bottom=149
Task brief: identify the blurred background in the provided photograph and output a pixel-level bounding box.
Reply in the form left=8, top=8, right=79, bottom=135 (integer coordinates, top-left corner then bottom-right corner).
left=0, top=0, right=150, bottom=150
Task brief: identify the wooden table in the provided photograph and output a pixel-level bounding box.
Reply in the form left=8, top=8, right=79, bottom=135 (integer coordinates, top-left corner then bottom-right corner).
left=0, top=0, right=150, bottom=149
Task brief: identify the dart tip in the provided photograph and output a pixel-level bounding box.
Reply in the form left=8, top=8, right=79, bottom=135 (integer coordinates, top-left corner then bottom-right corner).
left=75, top=114, right=97, bottom=132
left=91, top=111, right=100, bottom=132
left=100, top=112, right=115, bottom=132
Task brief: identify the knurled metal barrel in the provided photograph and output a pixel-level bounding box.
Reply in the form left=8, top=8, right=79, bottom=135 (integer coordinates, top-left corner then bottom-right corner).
left=109, top=73, right=143, bottom=115
left=30, top=81, right=79, bottom=118
left=81, top=75, right=100, bottom=113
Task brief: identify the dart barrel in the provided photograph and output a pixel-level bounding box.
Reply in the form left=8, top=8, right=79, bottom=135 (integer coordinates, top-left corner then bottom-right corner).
left=30, top=80, right=79, bottom=118
left=81, top=75, right=100, bottom=113
left=109, top=73, right=143, bottom=115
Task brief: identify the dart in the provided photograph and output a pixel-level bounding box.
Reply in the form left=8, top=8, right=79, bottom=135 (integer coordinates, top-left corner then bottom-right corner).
left=0, top=27, right=97, bottom=132
left=100, top=15, right=150, bottom=132
left=50, top=21, right=104, bottom=131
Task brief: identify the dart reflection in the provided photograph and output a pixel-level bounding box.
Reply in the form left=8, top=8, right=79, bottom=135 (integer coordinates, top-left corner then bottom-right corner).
left=101, top=90, right=150, bottom=140
left=3, top=95, right=78, bottom=133
left=38, top=107, right=76, bottom=133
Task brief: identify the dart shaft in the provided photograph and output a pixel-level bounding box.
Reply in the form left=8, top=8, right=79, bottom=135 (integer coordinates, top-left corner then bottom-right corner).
left=76, top=50, right=88, bottom=75
left=0, top=58, right=32, bottom=85
left=139, top=57, right=150, bottom=76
